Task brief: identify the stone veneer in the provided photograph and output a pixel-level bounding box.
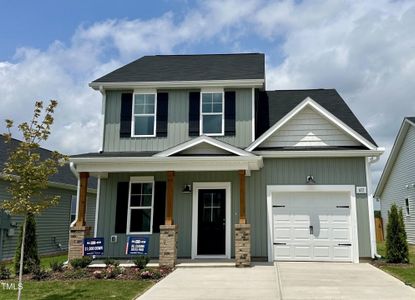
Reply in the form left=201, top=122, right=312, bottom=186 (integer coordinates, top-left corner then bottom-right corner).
left=159, top=224, right=178, bottom=268
left=68, top=226, right=86, bottom=261
left=235, top=224, right=251, bottom=267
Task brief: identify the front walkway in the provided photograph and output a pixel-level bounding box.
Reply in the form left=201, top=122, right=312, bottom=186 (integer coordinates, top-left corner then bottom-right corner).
left=137, top=263, right=279, bottom=300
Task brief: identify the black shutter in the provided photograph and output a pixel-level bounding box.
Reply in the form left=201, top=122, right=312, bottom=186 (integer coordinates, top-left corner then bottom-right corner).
left=120, top=93, right=133, bottom=138
left=152, top=181, right=166, bottom=233
left=156, top=92, right=168, bottom=137
left=115, top=182, right=129, bottom=234
left=225, top=91, right=236, bottom=136
left=188, top=92, right=200, bottom=136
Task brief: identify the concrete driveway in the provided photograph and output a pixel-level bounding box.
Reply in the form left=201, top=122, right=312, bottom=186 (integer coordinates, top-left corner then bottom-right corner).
left=137, top=262, right=415, bottom=300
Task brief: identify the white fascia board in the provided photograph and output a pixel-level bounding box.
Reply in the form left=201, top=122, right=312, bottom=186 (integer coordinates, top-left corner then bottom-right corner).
left=70, top=156, right=263, bottom=173
left=89, top=79, right=265, bottom=90
left=155, top=135, right=255, bottom=157
left=246, top=97, right=378, bottom=152
left=254, top=149, right=384, bottom=158
left=374, top=119, right=413, bottom=197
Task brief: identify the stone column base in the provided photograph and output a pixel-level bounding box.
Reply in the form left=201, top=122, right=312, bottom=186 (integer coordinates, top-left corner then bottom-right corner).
left=235, top=224, right=251, bottom=267
left=68, top=226, right=86, bottom=261
left=159, top=224, right=178, bottom=268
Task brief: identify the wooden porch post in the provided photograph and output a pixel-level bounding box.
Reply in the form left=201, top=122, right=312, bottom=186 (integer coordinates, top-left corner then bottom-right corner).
left=239, top=170, right=247, bottom=224
left=75, top=172, right=89, bottom=227
left=165, top=171, right=175, bottom=225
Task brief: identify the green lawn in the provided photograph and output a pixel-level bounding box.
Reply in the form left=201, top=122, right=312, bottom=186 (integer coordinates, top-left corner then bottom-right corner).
left=0, top=279, right=153, bottom=300
left=3, top=253, right=67, bottom=273
left=376, top=242, right=415, bottom=287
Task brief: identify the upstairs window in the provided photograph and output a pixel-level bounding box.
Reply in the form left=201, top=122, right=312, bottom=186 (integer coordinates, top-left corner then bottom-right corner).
left=201, top=92, right=224, bottom=136
left=405, top=198, right=410, bottom=216
left=132, top=93, right=157, bottom=137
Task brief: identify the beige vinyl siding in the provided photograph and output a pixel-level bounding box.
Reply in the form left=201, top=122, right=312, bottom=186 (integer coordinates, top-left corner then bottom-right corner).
left=96, top=157, right=371, bottom=259
left=380, top=126, right=415, bottom=244
left=103, top=89, right=253, bottom=152
left=0, top=180, right=96, bottom=261
left=259, top=106, right=361, bottom=148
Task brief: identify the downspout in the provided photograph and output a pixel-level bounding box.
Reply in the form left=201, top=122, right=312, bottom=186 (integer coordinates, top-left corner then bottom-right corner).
left=69, top=162, right=80, bottom=228
left=366, top=155, right=381, bottom=259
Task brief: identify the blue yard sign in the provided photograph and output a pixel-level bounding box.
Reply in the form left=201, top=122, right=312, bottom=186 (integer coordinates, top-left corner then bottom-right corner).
left=126, top=236, right=149, bottom=255
left=83, top=237, right=104, bottom=256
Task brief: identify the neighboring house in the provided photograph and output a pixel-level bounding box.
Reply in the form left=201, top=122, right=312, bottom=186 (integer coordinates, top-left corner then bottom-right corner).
left=69, top=53, right=383, bottom=266
left=0, top=136, right=97, bottom=261
left=375, top=117, right=415, bottom=244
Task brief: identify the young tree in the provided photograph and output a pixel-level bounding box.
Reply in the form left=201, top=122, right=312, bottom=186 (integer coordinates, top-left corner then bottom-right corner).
left=385, top=203, right=409, bottom=263
left=1, top=100, right=67, bottom=300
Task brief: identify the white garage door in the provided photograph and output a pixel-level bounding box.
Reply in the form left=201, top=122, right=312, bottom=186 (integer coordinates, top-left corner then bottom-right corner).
left=272, top=191, right=353, bottom=262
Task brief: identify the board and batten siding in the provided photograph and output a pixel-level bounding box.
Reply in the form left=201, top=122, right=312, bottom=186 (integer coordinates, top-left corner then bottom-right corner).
left=103, top=89, right=253, bottom=152
left=259, top=106, right=361, bottom=148
left=0, top=180, right=96, bottom=261
left=380, top=125, right=415, bottom=244
left=96, top=157, right=371, bottom=259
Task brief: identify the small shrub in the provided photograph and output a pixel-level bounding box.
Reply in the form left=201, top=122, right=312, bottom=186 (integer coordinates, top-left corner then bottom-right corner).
left=93, top=270, right=103, bottom=279
left=105, top=265, right=124, bottom=279
left=70, top=256, right=93, bottom=269
left=31, top=265, right=50, bottom=281
left=104, top=258, right=119, bottom=267
left=15, top=213, right=40, bottom=275
left=133, top=256, right=150, bottom=269
left=49, top=260, right=64, bottom=272
left=386, top=204, right=409, bottom=263
left=139, top=268, right=161, bottom=280
left=0, top=263, right=11, bottom=280
left=63, top=268, right=89, bottom=280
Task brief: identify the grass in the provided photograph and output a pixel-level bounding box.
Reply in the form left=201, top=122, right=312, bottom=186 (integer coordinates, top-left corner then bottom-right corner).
left=3, top=253, right=67, bottom=273
left=376, top=242, right=415, bottom=287
left=0, top=279, right=153, bottom=300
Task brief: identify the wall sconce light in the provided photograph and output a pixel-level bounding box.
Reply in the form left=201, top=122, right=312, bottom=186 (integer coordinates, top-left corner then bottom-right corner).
left=306, top=175, right=316, bottom=184
left=182, top=184, right=192, bottom=193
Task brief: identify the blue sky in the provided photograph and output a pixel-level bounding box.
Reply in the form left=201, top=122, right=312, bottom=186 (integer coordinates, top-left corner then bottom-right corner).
left=0, top=0, right=415, bottom=185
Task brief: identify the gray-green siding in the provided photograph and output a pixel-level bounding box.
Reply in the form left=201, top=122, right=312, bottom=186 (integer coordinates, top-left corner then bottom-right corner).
left=103, top=89, right=253, bottom=152
left=0, top=180, right=96, bottom=261
left=96, top=157, right=371, bottom=259
left=380, top=125, right=415, bottom=244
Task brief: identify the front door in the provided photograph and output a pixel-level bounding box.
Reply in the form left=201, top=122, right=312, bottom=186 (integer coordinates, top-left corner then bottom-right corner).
left=197, top=189, right=226, bottom=255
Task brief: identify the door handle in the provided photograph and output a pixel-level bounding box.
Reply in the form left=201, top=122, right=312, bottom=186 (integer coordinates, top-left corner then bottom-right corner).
left=309, top=225, right=314, bottom=235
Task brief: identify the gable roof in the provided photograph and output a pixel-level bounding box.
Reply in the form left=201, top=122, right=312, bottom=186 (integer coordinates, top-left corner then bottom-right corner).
left=92, top=53, right=265, bottom=85
left=255, top=89, right=377, bottom=147
left=155, top=135, right=256, bottom=157
left=0, top=136, right=97, bottom=189
left=374, top=117, right=415, bottom=197
left=248, top=97, right=377, bottom=151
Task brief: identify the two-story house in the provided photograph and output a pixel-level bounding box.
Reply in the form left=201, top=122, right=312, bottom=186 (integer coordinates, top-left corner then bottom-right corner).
left=68, top=53, right=383, bottom=267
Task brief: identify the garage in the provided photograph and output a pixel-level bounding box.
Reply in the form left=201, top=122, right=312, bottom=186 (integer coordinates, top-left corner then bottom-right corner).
left=267, top=186, right=359, bottom=263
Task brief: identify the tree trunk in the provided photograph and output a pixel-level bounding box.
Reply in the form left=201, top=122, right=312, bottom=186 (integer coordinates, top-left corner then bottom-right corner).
left=17, top=216, right=26, bottom=300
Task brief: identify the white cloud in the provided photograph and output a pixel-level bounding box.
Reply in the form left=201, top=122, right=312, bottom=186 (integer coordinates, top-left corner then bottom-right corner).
left=1, top=0, right=414, bottom=188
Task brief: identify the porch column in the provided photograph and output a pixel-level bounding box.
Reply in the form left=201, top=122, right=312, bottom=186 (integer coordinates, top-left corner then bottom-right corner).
left=235, top=170, right=251, bottom=267
left=68, top=172, right=89, bottom=261
left=159, top=171, right=178, bottom=268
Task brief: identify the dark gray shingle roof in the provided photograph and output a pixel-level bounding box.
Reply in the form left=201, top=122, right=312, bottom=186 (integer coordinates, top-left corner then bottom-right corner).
left=405, top=117, right=415, bottom=123
left=0, top=136, right=97, bottom=189
left=93, top=53, right=265, bottom=83
left=256, top=89, right=377, bottom=147
left=71, top=151, right=158, bottom=158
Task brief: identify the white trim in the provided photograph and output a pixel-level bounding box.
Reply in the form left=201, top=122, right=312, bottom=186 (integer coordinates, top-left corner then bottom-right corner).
left=155, top=135, right=256, bottom=157
left=99, top=87, right=106, bottom=152
left=251, top=87, right=255, bottom=142
left=89, top=79, right=265, bottom=90
left=200, top=90, right=225, bottom=136
left=70, top=178, right=81, bottom=228
left=131, top=92, right=157, bottom=138
left=71, top=156, right=263, bottom=173
left=94, top=177, right=101, bottom=238
left=365, top=158, right=376, bottom=258
left=126, top=176, right=155, bottom=235
left=191, top=182, right=231, bottom=259
left=246, top=97, right=378, bottom=151
left=266, top=185, right=359, bottom=263
left=375, top=118, right=414, bottom=197
left=254, top=149, right=384, bottom=158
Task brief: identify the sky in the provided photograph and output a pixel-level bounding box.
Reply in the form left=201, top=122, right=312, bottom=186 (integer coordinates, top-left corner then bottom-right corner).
left=0, top=0, right=415, bottom=188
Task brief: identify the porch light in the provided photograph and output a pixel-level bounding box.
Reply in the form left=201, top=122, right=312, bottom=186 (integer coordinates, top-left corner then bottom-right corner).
left=306, top=175, right=316, bottom=184
left=182, top=184, right=192, bottom=193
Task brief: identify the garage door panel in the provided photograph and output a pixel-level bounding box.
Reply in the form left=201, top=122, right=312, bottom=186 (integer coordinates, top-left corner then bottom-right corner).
left=272, top=191, right=353, bottom=262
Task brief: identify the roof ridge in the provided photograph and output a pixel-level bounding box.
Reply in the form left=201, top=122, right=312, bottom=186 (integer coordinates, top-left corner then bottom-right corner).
left=149, top=53, right=264, bottom=57
left=266, top=88, right=335, bottom=92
